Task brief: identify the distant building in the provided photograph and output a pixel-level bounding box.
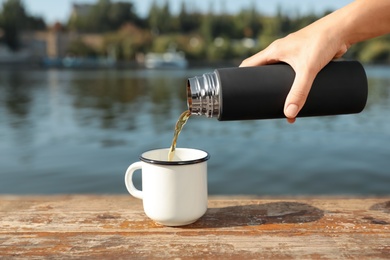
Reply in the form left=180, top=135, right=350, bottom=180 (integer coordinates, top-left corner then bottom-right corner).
left=43, top=23, right=104, bottom=58
left=45, top=24, right=74, bottom=58
left=0, top=1, right=107, bottom=64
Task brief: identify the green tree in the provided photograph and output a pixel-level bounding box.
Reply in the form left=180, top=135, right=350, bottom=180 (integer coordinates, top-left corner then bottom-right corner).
left=102, top=25, right=152, bottom=60
left=0, top=0, right=45, bottom=50
left=67, top=0, right=141, bottom=32
left=358, top=36, right=390, bottom=63
left=176, top=1, right=202, bottom=33
left=108, top=2, right=142, bottom=29
left=200, top=11, right=213, bottom=43
left=88, top=0, right=111, bottom=32
left=67, top=39, right=97, bottom=57
left=147, top=0, right=174, bottom=35
left=234, top=6, right=263, bottom=38
left=209, top=14, right=234, bottom=38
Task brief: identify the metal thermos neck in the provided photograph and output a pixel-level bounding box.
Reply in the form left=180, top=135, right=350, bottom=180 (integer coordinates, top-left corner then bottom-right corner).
left=187, top=72, right=220, bottom=118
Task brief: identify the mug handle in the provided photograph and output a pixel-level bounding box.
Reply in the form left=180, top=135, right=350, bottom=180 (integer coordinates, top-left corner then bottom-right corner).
left=124, top=161, right=143, bottom=199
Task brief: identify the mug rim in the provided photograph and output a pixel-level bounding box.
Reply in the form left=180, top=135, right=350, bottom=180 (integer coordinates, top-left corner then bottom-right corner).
left=140, top=148, right=210, bottom=166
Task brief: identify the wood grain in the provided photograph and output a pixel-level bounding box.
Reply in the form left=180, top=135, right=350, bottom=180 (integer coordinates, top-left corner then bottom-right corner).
left=1, top=195, right=389, bottom=259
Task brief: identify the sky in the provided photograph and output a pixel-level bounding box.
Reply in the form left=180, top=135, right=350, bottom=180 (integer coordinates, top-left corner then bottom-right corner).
left=0, top=0, right=354, bottom=25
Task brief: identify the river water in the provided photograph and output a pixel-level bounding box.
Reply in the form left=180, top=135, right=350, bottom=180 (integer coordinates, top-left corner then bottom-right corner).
left=0, top=65, right=389, bottom=195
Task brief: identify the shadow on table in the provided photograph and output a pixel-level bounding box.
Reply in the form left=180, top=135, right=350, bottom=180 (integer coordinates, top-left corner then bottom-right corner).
left=187, top=201, right=324, bottom=228
left=370, top=200, right=390, bottom=214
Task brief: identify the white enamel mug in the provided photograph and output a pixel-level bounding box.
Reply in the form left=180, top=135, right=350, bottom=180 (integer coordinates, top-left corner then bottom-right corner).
left=125, top=148, right=210, bottom=226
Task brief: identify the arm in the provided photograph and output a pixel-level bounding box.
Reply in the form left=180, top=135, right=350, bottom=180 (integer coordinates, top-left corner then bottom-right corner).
left=240, top=0, right=390, bottom=123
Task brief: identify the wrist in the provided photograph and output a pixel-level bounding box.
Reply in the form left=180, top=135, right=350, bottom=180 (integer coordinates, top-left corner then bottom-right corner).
left=336, top=0, right=390, bottom=46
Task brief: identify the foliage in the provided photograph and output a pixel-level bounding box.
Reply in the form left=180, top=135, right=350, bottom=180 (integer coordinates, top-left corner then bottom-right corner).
left=67, top=39, right=97, bottom=57
left=102, top=24, right=152, bottom=60
left=67, top=0, right=142, bottom=33
left=0, top=0, right=45, bottom=50
left=0, top=0, right=388, bottom=63
left=358, top=36, right=390, bottom=63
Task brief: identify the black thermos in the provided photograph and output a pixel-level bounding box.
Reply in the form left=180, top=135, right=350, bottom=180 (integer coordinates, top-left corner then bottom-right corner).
left=187, top=60, right=368, bottom=121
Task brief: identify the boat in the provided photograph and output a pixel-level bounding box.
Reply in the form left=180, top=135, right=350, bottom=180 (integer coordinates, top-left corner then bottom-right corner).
left=144, top=50, right=188, bottom=69
left=42, top=56, right=116, bottom=69
left=0, top=45, right=33, bottom=65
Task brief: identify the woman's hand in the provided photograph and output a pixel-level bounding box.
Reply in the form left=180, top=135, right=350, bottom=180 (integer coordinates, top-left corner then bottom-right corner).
left=240, top=0, right=390, bottom=123
left=240, top=16, right=348, bottom=123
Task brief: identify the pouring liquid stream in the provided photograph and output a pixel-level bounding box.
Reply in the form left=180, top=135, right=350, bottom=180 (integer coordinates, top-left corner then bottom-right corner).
left=168, top=110, right=191, bottom=161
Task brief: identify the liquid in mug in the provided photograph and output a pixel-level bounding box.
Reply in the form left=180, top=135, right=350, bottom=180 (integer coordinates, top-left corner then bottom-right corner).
left=168, top=110, right=191, bottom=161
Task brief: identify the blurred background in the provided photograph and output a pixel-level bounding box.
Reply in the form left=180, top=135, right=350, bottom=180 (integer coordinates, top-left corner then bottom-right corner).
left=0, top=0, right=389, bottom=195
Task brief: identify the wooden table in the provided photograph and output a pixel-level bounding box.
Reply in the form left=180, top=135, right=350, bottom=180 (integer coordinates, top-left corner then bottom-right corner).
left=1, top=195, right=389, bottom=259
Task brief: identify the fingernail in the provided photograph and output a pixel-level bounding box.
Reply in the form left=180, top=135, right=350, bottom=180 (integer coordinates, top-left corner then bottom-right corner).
left=285, top=104, right=299, bottom=118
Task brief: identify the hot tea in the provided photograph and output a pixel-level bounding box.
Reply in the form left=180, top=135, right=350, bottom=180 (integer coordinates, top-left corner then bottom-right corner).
left=168, top=110, right=191, bottom=161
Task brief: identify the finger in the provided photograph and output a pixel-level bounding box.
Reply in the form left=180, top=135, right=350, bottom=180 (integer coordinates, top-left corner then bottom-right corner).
left=240, top=46, right=280, bottom=67
left=284, top=71, right=316, bottom=119
left=286, top=117, right=296, bottom=124
left=239, top=50, right=269, bottom=67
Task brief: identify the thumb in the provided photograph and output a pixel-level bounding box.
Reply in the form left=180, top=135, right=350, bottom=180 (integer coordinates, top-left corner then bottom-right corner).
left=284, top=71, right=316, bottom=119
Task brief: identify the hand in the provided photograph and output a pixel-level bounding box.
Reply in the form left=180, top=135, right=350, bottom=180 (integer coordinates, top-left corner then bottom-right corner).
left=240, top=17, right=348, bottom=123
left=241, top=0, right=390, bottom=123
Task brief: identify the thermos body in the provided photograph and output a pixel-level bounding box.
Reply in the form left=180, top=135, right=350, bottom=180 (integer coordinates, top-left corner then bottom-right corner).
left=187, top=60, right=368, bottom=121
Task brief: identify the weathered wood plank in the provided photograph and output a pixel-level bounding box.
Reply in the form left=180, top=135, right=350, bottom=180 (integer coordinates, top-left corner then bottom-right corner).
left=0, top=195, right=389, bottom=259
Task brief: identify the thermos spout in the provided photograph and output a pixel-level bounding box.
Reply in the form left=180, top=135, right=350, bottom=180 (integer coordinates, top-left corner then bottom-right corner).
left=187, top=72, right=220, bottom=118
